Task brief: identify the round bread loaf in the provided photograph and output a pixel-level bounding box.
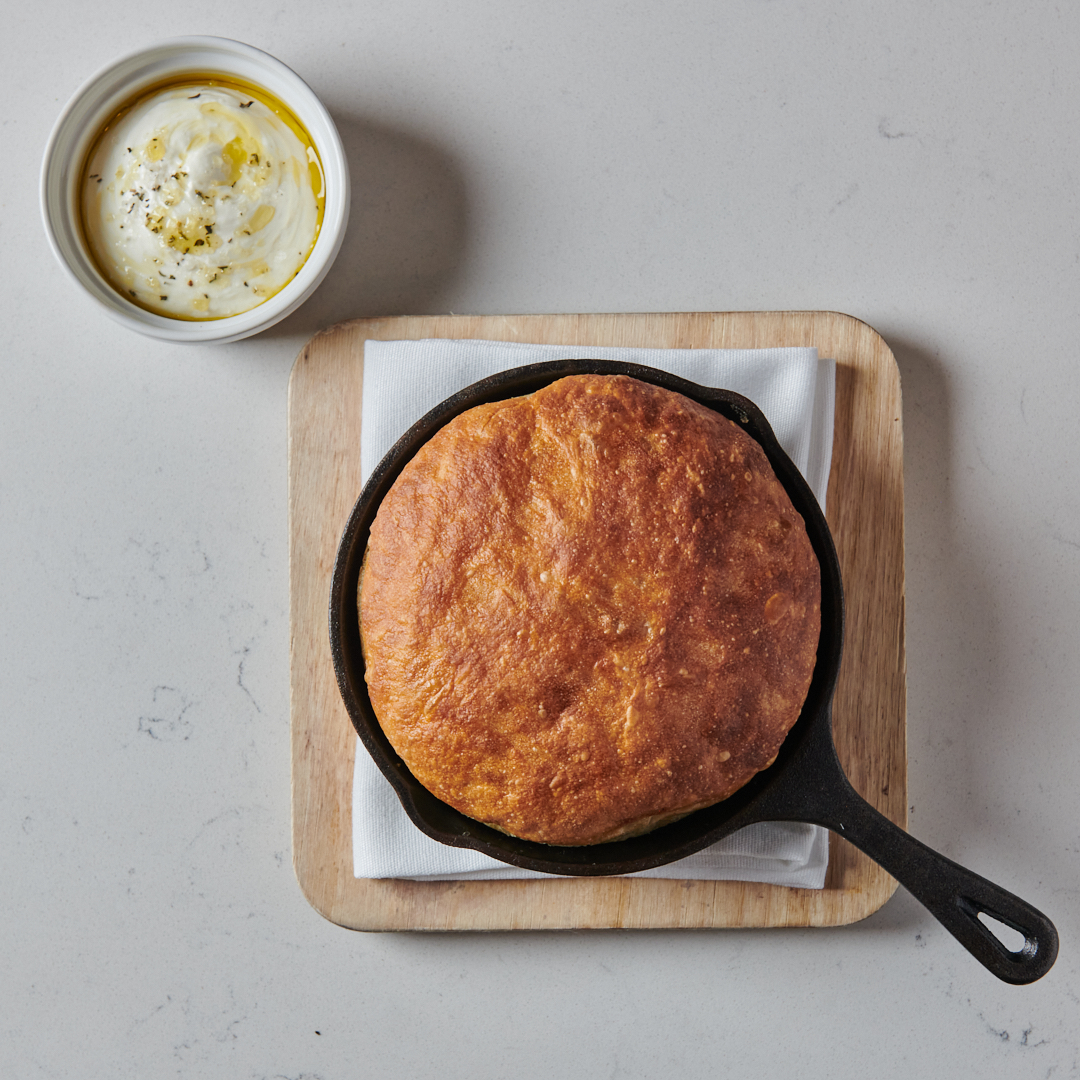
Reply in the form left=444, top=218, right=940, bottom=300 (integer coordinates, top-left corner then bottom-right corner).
left=359, top=374, right=821, bottom=846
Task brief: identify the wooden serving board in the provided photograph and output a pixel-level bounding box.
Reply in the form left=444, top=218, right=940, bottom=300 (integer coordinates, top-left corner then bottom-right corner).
left=288, top=312, right=906, bottom=931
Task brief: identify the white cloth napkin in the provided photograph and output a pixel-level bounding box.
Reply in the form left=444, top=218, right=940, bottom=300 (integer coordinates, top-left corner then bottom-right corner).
left=353, top=338, right=835, bottom=884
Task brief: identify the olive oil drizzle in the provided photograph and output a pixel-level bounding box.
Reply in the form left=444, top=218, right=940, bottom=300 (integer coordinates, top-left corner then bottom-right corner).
left=79, top=72, right=325, bottom=321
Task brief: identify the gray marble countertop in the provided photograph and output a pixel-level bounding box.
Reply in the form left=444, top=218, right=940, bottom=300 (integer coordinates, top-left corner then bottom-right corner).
left=4, top=3, right=1078, bottom=1076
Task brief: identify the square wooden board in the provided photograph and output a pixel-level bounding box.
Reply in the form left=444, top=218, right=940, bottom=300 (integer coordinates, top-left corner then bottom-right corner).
left=288, top=311, right=906, bottom=930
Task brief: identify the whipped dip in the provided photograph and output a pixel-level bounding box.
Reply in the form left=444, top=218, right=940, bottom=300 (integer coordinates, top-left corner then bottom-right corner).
left=81, top=78, right=324, bottom=319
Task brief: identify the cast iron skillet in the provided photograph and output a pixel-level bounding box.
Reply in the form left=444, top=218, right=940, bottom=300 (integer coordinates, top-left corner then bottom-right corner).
left=330, top=358, right=1058, bottom=984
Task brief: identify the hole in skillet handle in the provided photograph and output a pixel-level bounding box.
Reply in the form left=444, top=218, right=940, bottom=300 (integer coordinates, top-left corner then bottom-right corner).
left=329, top=357, right=845, bottom=877
left=963, top=900, right=1053, bottom=972
left=977, top=910, right=1027, bottom=953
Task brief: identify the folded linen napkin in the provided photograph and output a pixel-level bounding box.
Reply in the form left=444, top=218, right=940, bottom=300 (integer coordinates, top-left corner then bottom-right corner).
left=353, top=338, right=835, bottom=884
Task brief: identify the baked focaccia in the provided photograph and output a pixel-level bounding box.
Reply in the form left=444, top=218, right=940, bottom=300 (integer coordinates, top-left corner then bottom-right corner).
left=359, top=374, right=821, bottom=846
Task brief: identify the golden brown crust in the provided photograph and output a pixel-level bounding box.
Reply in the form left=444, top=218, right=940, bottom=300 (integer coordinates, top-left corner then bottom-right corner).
left=359, top=374, right=821, bottom=846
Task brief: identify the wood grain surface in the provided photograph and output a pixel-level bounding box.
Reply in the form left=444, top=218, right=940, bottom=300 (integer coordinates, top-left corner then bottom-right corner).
left=288, top=311, right=906, bottom=931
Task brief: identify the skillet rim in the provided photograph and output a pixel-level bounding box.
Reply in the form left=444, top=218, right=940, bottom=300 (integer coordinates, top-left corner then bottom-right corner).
left=329, top=358, right=845, bottom=876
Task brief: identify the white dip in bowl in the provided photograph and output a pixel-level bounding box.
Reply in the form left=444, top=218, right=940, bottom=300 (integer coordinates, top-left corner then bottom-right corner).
left=42, top=38, right=349, bottom=343
left=83, top=78, right=325, bottom=320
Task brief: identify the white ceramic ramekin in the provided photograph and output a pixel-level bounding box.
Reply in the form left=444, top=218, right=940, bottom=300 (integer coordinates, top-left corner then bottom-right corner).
left=41, top=37, right=350, bottom=344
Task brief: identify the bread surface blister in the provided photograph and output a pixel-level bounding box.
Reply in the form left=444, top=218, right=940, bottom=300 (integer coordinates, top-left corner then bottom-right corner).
left=359, top=374, right=821, bottom=846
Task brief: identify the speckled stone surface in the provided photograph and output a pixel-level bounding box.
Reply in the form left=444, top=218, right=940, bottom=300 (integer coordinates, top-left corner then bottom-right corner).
left=4, top=3, right=1079, bottom=1076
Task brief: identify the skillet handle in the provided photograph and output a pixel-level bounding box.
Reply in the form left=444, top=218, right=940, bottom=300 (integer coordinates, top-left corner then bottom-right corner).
left=799, top=752, right=1059, bottom=984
